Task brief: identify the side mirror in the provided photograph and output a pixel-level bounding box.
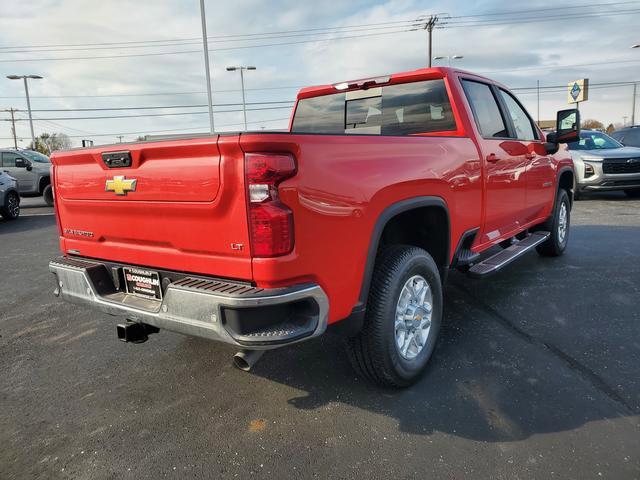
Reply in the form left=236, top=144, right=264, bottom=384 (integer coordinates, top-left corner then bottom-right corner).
left=543, top=141, right=559, bottom=155
left=555, top=108, right=580, bottom=143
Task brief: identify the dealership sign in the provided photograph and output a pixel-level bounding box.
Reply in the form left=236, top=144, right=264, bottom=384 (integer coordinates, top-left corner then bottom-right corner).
left=568, top=79, right=589, bottom=104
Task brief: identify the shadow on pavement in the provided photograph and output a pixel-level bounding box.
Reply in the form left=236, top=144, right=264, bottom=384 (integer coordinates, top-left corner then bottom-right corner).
left=0, top=214, right=56, bottom=234
left=224, top=224, right=640, bottom=442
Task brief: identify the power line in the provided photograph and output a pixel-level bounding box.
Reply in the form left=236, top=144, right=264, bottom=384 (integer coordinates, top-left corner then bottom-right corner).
left=0, top=7, right=635, bottom=63
left=478, top=58, right=640, bottom=75
left=0, top=18, right=425, bottom=50
left=446, top=1, right=639, bottom=19
left=0, top=116, right=291, bottom=139
left=0, top=23, right=424, bottom=54
left=4, top=105, right=293, bottom=121
left=0, top=28, right=420, bottom=63
left=1, top=2, right=635, bottom=53
left=0, top=86, right=304, bottom=99
left=12, top=100, right=294, bottom=112
left=442, top=9, right=640, bottom=27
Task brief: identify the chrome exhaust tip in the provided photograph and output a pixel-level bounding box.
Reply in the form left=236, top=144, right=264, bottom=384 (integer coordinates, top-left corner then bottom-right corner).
left=233, top=350, right=265, bottom=371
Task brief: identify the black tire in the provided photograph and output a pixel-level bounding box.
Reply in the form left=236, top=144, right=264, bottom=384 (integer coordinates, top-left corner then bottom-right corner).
left=43, top=184, right=54, bottom=206
left=1, top=191, right=20, bottom=220
left=624, top=189, right=640, bottom=198
left=536, top=189, right=570, bottom=257
left=346, top=245, right=443, bottom=387
left=572, top=176, right=583, bottom=201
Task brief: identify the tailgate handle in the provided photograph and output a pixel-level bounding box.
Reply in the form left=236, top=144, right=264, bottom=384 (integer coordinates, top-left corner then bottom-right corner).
left=102, top=151, right=132, bottom=168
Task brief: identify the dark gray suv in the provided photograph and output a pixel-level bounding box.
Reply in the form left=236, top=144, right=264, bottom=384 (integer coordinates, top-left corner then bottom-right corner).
left=610, top=126, right=640, bottom=148
left=0, top=149, right=53, bottom=206
left=0, top=169, right=20, bottom=220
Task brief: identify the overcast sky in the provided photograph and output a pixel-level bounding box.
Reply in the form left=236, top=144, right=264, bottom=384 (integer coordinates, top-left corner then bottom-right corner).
left=0, top=0, right=638, bottom=147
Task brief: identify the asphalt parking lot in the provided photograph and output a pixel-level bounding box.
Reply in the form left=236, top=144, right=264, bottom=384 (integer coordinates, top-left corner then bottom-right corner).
left=1, top=193, right=639, bottom=480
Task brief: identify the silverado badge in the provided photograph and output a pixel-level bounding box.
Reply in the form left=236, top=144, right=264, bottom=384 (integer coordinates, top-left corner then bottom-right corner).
left=105, top=176, right=137, bottom=196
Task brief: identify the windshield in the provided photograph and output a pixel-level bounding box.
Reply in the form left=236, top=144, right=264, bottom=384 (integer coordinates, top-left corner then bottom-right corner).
left=20, top=150, right=50, bottom=163
left=567, top=131, right=622, bottom=150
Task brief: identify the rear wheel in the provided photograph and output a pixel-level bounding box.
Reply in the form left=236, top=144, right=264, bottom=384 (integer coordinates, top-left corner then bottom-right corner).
left=624, top=189, right=640, bottom=198
left=346, top=245, right=443, bottom=387
left=537, top=189, right=570, bottom=257
left=43, top=184, right=54, bottom=206
left=1, top=191, right=20, bottom=220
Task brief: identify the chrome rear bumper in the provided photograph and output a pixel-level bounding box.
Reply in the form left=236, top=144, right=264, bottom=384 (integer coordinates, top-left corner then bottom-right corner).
left=49, top=257, right=329, bottom=349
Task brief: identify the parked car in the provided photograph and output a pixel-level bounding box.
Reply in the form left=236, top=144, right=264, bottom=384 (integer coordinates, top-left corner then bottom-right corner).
left=0, top=169, right=20, bottom=220
left=564, top=130, right=640, bottom=199
left=48, top=67, right=578, bottom=387
left=610, top=125, right=640, bottom=148
left=0, top=149, right=53, bottom=206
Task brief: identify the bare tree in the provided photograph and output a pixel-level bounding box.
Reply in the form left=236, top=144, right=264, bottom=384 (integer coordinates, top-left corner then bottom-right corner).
left=30, top=132, right=72, bottom=155
left=581, top=119, right=604, bottom=130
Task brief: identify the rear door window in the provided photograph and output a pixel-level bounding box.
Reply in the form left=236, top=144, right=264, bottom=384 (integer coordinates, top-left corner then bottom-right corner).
left=461, top=80, right=508, bottom=138
left=292, top=78, right=456, bottom=135
left=1, top=152, right=21, bottom=167
left=622, top=129, right=640, bottom=147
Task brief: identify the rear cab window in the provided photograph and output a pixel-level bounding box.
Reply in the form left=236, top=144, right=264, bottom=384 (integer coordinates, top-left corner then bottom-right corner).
left=291, top=79, right=457, bottom=135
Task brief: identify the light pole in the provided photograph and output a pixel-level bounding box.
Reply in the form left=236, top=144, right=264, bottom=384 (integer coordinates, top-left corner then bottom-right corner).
left=226, top=66, right=256, bottom=131
left=432, top=55, right=463, bottom=66
left=199, top=0, right=215, bottom=133
left=632, top=45, right=639, bottom=124
left=7, top=74, right=42, bottom=148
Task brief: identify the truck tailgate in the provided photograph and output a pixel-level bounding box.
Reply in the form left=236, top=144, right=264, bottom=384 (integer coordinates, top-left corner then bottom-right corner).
left=51, top=135, right=252, bottom=279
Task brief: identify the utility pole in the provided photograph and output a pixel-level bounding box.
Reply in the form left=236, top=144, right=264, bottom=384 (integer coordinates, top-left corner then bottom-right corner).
left=199, top=0, right=215, bottom=133
left=632, top=82, right=637, bottom=126
left=424, top=16, right=439, bottom=67
left=8, top=108, right=17, bottom=149
left=537, top=80, right=540, bottom=126
left=117, top=135, right=124, bottom=143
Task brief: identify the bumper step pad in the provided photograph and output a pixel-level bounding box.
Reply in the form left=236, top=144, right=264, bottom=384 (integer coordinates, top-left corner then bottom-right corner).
left=49, top=256, right=329, bottom=349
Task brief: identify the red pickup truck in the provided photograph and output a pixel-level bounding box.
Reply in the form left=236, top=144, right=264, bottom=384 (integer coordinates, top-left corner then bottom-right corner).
left=49, top=67, right=579, bottom=387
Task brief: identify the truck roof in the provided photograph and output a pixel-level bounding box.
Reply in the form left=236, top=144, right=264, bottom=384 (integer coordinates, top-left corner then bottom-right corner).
left=296, top=66, right=504, bottom=100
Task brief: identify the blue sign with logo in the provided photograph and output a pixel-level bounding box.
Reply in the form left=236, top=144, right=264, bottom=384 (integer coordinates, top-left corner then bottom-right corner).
left=570, top=82, right=581, bottom=101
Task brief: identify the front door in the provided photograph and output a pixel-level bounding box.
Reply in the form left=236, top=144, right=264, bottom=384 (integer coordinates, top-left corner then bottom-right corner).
left=461, top=80, right=527, bottom=246
left=496, top=88, right=555, bottom=223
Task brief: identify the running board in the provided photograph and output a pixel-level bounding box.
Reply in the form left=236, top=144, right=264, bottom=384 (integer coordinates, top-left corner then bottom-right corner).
left=468, top=232, right=550, bottom=278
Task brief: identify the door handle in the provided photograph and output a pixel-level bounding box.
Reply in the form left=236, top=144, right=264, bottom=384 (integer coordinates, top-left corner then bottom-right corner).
left=486, top=153, right=500, bottom=163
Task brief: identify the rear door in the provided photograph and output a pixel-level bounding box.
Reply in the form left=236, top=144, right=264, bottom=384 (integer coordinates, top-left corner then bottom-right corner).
left=2, top=152, right=34, bottom=192
left=52, top=135, right=253, bottom=279
left=461, top=79, right=527, bottom=245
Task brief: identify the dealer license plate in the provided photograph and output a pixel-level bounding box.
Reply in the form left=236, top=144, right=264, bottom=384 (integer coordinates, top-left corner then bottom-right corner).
left=122, top=267, right=162, bottom=300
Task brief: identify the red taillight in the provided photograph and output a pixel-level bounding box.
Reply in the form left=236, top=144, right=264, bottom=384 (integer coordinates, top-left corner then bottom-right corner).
left=245, top=153, right=296, bottom=257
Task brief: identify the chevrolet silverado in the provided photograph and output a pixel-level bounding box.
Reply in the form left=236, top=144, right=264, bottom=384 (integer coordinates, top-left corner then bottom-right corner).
left=49, top=67, right=579, bottom=387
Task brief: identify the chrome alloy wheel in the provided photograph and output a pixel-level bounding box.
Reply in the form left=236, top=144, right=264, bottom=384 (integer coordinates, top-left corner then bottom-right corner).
left=7, top=193, right=19, bottom=218
left=395, top=275, right=433, bottom=360
left=558, top=201, right=568, bottom=244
